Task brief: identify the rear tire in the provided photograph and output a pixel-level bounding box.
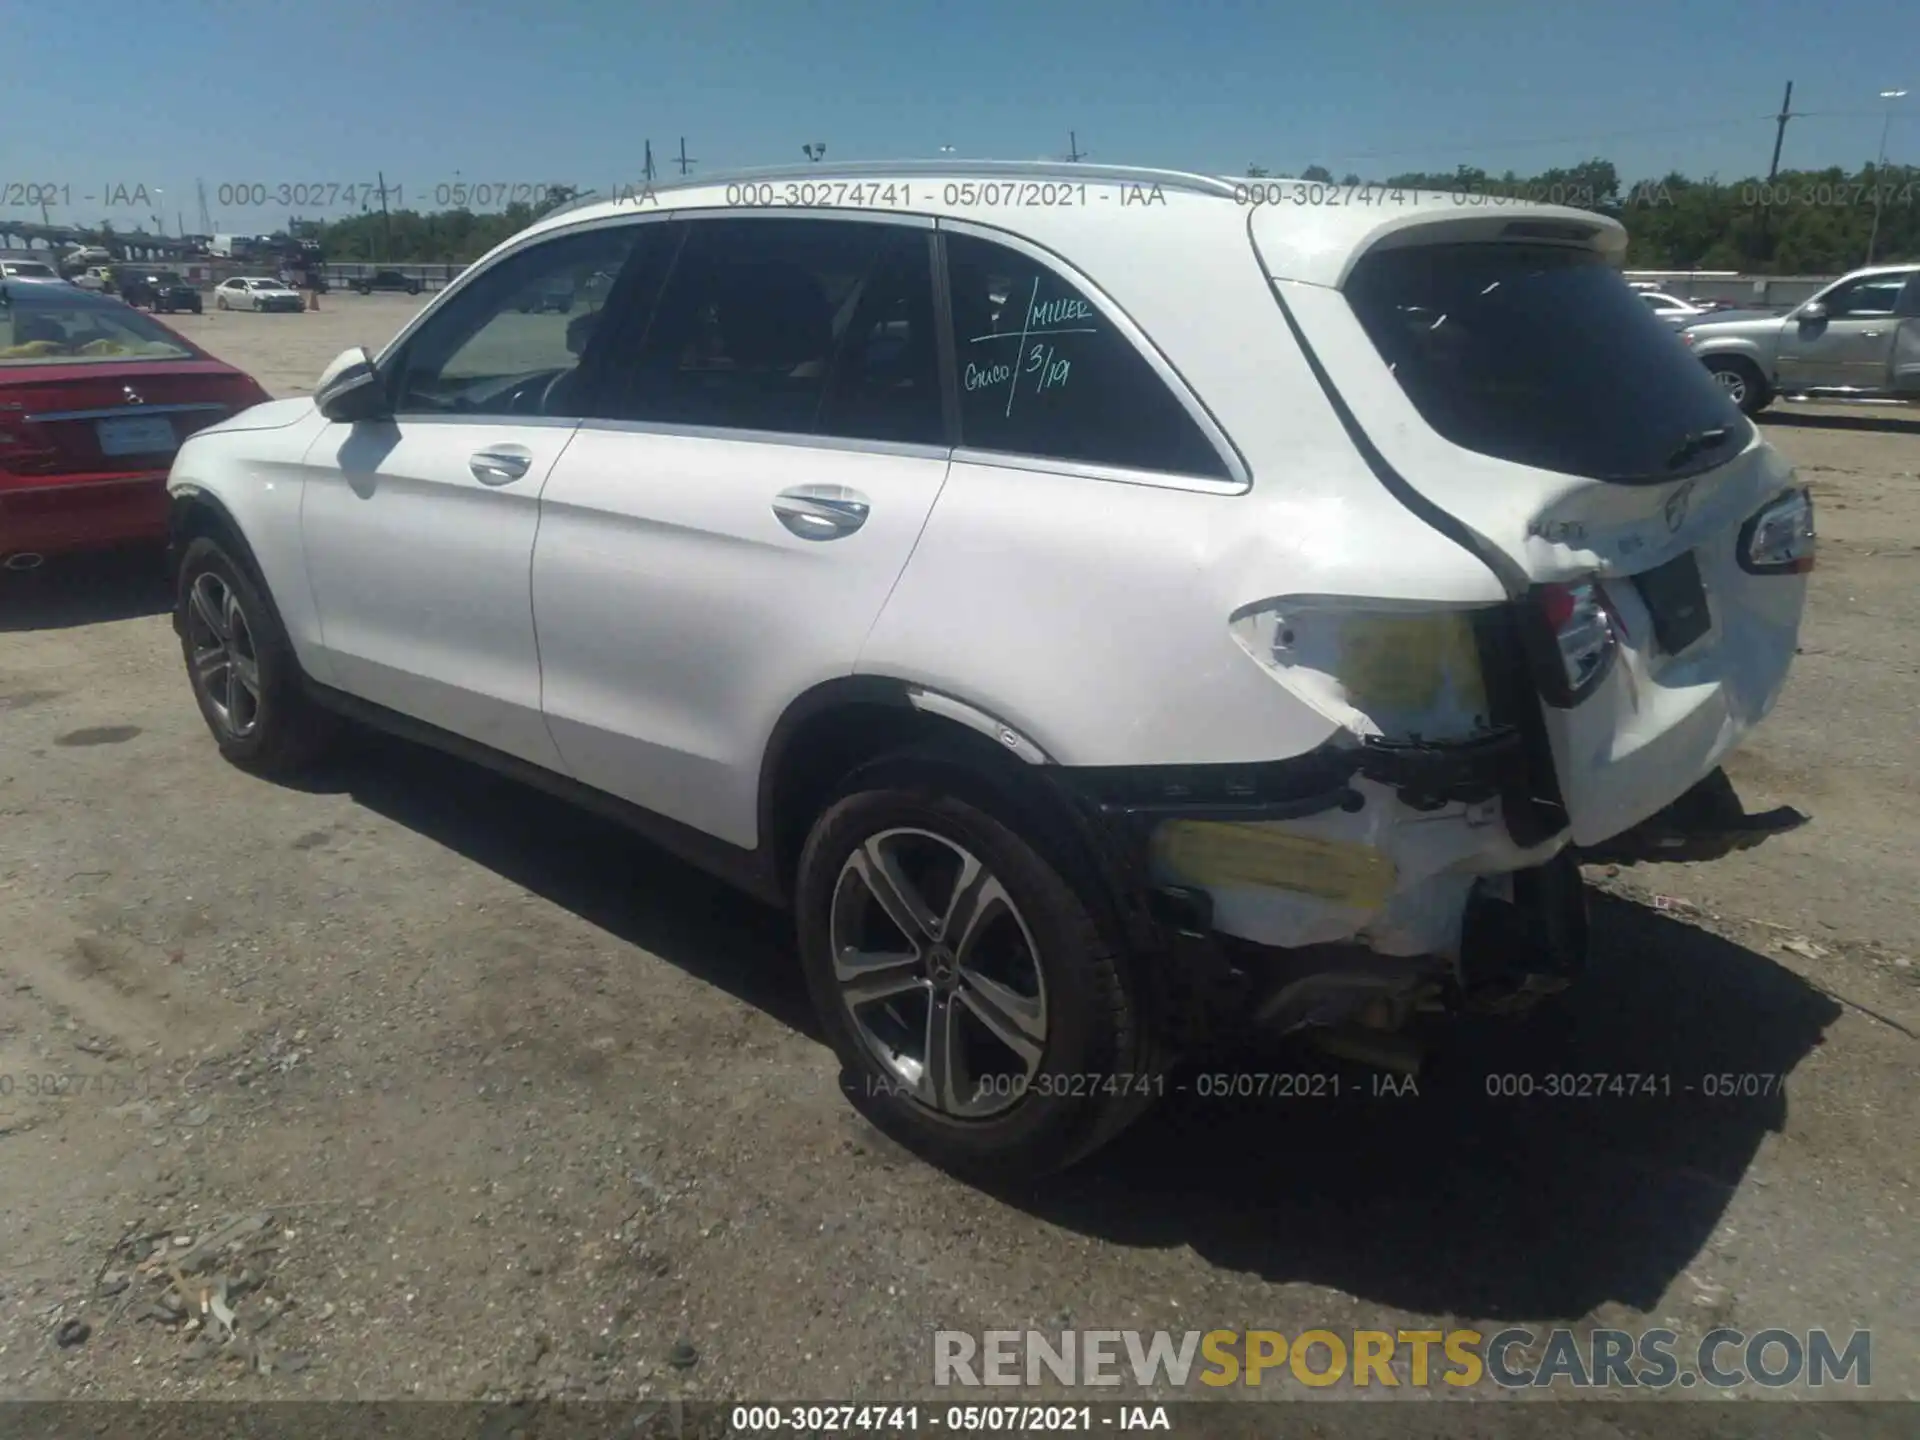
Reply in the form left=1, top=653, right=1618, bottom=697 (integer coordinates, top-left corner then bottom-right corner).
left=1707, top=357, right=1772, bottom=416
left=176, top=536, right=337, bottom=775
left=795, top=751, right=1159, bottom=1181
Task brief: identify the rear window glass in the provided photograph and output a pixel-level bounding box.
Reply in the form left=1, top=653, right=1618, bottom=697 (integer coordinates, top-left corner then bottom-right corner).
left=1345, top=243, right=1750, bottom=483
left=0, top=294, right=196, bottom=364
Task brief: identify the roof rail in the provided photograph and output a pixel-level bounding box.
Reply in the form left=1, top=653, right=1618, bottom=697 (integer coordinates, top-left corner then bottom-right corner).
left=541, top=159, right=1242, bottom=221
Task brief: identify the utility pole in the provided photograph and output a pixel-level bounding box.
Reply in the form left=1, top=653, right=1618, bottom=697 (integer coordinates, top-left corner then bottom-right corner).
left=675, top=137, right=696, bottom=175
left=1866, top=88, right=1909, bottom=266
left=643, top=140, right=657, bottom=184
left=377, top=170, right=393, bottom=262
left=196, top=179, right=212, bottom=234
left=1767, top=81, right=1794, bottom=183
left=1755, top=81, right=1794, bottom=260
left=1066, top=130, right=1086, bottom=162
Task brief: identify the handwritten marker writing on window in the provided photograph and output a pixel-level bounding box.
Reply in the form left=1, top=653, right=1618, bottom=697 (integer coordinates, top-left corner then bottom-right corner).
left=965, top=276, right=1099, bottom=418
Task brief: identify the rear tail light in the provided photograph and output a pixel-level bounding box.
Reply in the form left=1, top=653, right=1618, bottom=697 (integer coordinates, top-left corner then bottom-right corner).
left=1531, top=579, right=1618, bottom=706
left=1738, top=486, right=1815, bottom=575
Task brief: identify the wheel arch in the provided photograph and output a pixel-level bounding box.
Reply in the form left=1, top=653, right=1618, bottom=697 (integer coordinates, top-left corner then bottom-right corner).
left=167, top=487, right=293, bottom=645
left=757, top=677, right=1099, bottom=908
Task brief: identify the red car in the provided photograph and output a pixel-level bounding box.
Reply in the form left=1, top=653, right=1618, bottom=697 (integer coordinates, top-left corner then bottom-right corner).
left=1, top=281, right=270, bottom=568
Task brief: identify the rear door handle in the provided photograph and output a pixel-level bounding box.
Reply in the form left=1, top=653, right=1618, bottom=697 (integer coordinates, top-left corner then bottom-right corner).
left=470, top=445, right=533, bottom=485
left=772, top=485, right=871, bottom=540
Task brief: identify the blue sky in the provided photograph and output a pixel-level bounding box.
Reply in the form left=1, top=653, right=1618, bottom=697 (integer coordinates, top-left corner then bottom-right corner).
left=4, top=0, right=1918, bottom=235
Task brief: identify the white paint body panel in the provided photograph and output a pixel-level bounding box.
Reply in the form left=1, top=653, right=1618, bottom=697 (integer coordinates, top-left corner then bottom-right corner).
left=532, top=426, right=950, bottom=848
left=167, top=404, right=339, bottom=686
left=296, top=417, right=578, bottom=771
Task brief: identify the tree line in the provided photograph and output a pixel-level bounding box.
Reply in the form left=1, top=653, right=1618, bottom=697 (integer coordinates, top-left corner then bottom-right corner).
left=1280, top=158, right=1920, bottom=272
left=301, top=162, right=1920, bottom=274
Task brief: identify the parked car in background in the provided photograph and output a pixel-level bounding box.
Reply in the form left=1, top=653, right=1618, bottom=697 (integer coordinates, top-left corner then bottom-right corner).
left=120, top=270, right=204, bottom=315
left=1682, top=262, right=1920, bottom=414
left=0, top=259, right=62, bottom=280
left=351, top=269, right=422, bottom=296
left=516, top=275, right=574, bottom=313
left=164, top=164, right=1813, bottom=1176
left=214, top=277, right=304, bottom=313
left=1634, top=289, right=1705, bottom=326
left=72, top=266, right=117, bottom=293
left=0, top=280, right=270, bottom=568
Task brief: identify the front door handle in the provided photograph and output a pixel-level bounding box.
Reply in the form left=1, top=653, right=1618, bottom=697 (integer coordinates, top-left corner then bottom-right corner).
left=1861, top=330, right=1884, bottom=338
left=470, top=445, right=533, bottom=486
left=772, top=485, right=871, bottom=540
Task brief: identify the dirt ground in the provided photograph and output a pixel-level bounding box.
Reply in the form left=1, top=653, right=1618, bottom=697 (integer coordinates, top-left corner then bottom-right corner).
left=1, top=296, right=1916, bottom=1420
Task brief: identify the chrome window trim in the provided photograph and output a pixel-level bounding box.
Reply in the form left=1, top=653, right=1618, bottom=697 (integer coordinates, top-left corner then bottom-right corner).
left=573, top=415, right=951, bottom=464
left=948, top=446, right=1248, bottom=496
left=934, top=216, right=1251, bottom=493
left=25, top=401, right=228, bottom=423
left=381, top=412, right=585, bottom=430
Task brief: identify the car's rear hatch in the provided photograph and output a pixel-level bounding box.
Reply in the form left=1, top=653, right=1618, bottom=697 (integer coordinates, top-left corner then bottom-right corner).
left=1253, top=203, right=1811, bottom=845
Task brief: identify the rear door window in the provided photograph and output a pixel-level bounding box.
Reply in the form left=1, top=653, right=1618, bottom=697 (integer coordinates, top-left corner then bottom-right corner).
left=1344, top=243, right=1751, bottom=483
left=941, top=232, right=1229, bottom=479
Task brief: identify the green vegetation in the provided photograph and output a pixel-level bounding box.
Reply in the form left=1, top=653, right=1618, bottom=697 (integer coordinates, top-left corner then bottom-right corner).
left=311, top=184, right=589, bottom=264
left=1292, top=159, right=1920, bottom=272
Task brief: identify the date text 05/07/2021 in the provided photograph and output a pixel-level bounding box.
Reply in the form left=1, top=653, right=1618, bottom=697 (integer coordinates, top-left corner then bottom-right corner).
left=728, top=1404, right=1172, bottom=1433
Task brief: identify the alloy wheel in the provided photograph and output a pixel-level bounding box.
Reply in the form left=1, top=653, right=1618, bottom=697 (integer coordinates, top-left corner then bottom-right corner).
left=1712, top=368, right=1747, bottom=406
left=185, top=571, right=263, bottom=739
left=828, top=827, right=1048, bottom=1119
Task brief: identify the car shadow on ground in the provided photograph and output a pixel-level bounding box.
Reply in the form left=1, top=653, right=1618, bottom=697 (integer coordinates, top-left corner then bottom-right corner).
left=1013, top=892, right=1842, bottom=1320
left=284, top=731, right=1840, bottom=1323
left=283, top=730, right=818, bottom=1037
left=0, top=545, right=171, bottom=632
left=1763, top=408, right=1920, bottom=435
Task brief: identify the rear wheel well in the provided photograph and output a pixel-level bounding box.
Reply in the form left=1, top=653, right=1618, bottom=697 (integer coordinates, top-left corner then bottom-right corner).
left=767, top=702, right=981, bottom=892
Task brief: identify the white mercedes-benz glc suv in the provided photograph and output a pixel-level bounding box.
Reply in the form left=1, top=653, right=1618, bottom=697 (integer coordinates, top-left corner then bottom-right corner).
left=165, top=163, right=1813, bottom=1176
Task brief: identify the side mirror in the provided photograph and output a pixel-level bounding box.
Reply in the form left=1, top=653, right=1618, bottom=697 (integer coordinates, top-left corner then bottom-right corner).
left=314, top=346, right=387, bottom=422
left=1798, top=301, right=1828, bottom=324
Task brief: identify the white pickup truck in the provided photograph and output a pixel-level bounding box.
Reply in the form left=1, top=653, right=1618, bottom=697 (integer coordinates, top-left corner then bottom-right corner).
left=1682, top=262, right=1920, bottom=414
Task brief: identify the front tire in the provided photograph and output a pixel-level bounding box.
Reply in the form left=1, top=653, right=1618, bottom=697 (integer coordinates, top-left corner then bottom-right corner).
left=1707, top=357, right=1773, bottom=416
left=796, top=755, right=1158, bottom=1180
left=216, top=296, right=228, bottom=310
left=176, top=536, right=337, bottom=774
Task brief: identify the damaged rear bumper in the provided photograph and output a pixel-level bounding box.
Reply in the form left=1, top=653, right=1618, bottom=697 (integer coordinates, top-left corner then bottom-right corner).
left=1053, top=754, right=1803, bottom=1053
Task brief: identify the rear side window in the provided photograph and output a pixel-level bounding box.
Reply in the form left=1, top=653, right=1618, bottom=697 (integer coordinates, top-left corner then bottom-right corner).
left=942, top=232, right=1228, bottom=479
left=1345, top=243, right=1750, bottom=483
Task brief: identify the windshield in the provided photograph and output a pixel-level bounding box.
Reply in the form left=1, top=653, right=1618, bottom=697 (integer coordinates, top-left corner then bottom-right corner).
left=0, top=294, right=197, bottom=364
left=1344, top=243, right=1751, bottom=483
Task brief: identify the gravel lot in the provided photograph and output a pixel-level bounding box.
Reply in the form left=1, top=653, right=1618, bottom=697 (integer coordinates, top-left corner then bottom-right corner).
left=1, top=295, right=1915, bottom=1421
